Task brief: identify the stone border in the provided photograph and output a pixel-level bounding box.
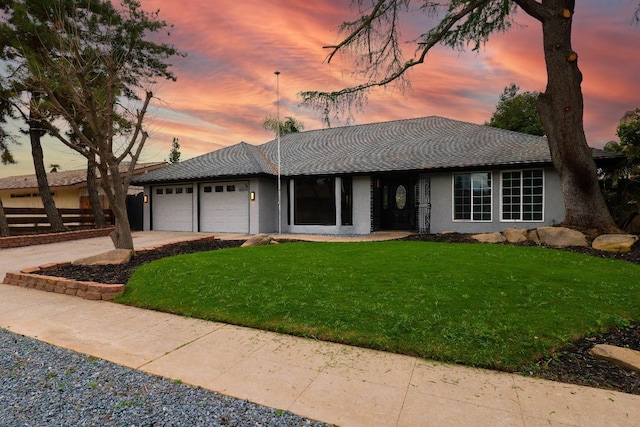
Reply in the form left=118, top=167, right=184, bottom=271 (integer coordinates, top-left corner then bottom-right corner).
left=1, top=234, right=219, bottom=301
left=2, top=270, right=124, bottom=301
left=0, top=227, right=115, bottom=249
left=471, top=227, right=639, bottom=253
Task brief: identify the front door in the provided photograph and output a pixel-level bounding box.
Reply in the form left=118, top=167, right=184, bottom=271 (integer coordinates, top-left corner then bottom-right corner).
left=377, top=175, right=416, bottom=230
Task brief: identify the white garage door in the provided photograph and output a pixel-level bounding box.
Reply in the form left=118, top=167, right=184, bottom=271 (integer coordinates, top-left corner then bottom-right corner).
left=199, top=181, right=249, bottom=233
left=152, top=185, right=194, bottom=231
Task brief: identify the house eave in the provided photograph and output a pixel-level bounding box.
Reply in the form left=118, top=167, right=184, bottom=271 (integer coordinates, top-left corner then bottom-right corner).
left=133, top=172, right=273, bottom=186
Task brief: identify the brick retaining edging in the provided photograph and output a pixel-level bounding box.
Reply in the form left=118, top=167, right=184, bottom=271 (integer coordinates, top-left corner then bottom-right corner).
left=0, top=227, right=116, bottom=249
left=2, top=270, right=124, bottom=301
left=1, top=234, right=219, bottom=301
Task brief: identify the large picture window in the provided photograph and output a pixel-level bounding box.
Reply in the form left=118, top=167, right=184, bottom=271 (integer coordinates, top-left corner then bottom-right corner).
left=502, top=169, right=544, bottom=221
left=453, top=172, right=492, bottom=221
left=294, top=177, right=336, bottom=225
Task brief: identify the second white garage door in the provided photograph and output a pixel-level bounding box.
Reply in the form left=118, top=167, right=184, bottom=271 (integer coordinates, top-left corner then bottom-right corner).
left=199, top=181, right=249, bottom=233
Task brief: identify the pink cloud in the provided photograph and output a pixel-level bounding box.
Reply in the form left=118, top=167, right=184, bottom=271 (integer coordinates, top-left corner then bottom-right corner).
left=2, top=0, right=638, bottom=178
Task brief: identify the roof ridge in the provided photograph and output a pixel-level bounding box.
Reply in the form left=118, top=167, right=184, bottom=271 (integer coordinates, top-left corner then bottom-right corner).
left=237, top=142, right=274, bottom=174
left=250, top=144, right=278, bottom=175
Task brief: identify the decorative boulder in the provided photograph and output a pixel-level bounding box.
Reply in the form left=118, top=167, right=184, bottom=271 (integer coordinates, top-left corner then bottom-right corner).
left=72, top=249, right=134, bottom=266
left=471, top=232, right=506, bottom=243
left=589, top=344, right=640, bottom=373
left=535, top=226, right=588, bottom=248
left=241, top=233, right=277, bottom=247
left=592, top=234, right=638, bottom=253
left=503, top=228, right=528, bottom=243
left=527, top=229, right=540, bottom=244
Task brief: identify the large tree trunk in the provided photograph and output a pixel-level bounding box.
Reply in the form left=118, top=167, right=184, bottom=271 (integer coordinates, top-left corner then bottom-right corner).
left=109, top=195, right=134, bottom=250
left=29, top=105, right=66, bottom=233
left=98, top=162, right=134, bottom=250
left=0, top=196, right=10, bottom=237
left=536, top=0, right=619, bottom=234
left=87, top=157, right=107, bottom=228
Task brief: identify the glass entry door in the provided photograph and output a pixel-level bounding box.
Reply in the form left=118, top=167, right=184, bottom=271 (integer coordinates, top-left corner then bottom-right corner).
left=377, top=175, right=416, bottom=230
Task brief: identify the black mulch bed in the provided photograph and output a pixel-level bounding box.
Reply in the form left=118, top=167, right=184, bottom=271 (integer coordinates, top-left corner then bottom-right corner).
left=44, top=238, right=245, bottom=285
left=40, top=234, right=640, bottom=395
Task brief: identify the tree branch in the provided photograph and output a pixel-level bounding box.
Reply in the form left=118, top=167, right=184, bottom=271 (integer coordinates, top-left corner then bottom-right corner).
left=115, top=90, right=152, bottom=164
left=324, top=0, right=396, bottom=64
left=512, top=0, right=544, bottom=22
left=300, top=0, right=498, bottom=114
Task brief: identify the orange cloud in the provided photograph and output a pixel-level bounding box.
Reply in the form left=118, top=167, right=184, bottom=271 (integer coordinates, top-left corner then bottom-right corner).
left=2, top=0, right=637, bottom=178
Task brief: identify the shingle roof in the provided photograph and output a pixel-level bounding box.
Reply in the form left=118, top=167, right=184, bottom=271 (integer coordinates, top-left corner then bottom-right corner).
left=132, top=142, right=271, bottom=183
left=132, top=116, right=624, bottom=184
left=262, top=116, right=552, bottom=175
left=0, top=162, right=167, bottom=191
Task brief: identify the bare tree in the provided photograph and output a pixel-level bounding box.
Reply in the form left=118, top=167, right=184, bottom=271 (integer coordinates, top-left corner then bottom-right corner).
left=6, top=0, right=182, bottom=249
left=301, top=0, right=639, bottom=234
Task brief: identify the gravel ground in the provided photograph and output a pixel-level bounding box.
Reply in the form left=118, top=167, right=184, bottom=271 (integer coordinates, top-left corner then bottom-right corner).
left=0, top=329, right=327, bottom=427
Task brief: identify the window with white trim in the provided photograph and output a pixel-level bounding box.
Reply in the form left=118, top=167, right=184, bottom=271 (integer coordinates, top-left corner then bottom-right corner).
left=453, top=172, right=492, bottom=221
left=501, top=169, right=544, bottom=221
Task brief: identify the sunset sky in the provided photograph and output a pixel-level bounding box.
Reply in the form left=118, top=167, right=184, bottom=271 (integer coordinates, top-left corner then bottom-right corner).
left=1, top=0, right=639, bottom=178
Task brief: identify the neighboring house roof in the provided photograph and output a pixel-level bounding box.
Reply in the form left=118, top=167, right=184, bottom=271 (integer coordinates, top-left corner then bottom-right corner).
left=0, top=162, right=167, bottom=191
left=133, top=116, right=624, bottom=184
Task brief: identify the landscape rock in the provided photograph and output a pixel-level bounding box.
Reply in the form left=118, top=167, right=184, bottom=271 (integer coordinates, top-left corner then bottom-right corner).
left=527, top=229, right=540, bottom=243
left=503, top=228, right=528, bottom=243
left=471, top=232, right=506, bottom=243
left=72, top=249, right=134, bottom=266
left=592, top=234, right=638, bottom=253
left=589, top=344, right=640, bottom=373
left=241, top=233, right=277, bottom=247
left=535, top=226, right=588, bottom=248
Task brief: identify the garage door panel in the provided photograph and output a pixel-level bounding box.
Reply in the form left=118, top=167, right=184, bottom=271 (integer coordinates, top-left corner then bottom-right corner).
left=152, top=185, right=193, bottom=231
left=199, top=181, right=248, bottom=233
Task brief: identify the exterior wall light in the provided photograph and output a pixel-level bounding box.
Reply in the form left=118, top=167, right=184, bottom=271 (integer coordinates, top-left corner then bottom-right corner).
left=143, top=194, right=149, bottom=203
left=250, top=191, right=256, bottom=201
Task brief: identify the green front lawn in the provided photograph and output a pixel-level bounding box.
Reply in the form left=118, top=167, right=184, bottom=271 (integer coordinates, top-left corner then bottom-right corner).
left=116, top=241, right=640, bottom=370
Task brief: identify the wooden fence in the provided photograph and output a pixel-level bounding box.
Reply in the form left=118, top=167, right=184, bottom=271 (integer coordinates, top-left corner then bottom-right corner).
left=3, top=207, right=114, bottom=234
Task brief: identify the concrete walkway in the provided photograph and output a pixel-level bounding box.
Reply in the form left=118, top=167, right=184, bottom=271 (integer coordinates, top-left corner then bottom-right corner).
left=1, top=231, right=638, bottom=426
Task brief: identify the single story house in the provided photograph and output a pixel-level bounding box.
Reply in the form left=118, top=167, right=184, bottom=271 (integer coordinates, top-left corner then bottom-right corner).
left=133, top=116, right=622, bottom=235
left=0, top=162, right=167, bottom=210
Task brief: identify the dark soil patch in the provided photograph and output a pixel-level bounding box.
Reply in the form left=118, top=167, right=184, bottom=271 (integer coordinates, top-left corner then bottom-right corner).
left=44, top=239, right=245, bottom=285
left=42, top=234, right=640, bottom=395
left=521, top=322, right=640, bottom=394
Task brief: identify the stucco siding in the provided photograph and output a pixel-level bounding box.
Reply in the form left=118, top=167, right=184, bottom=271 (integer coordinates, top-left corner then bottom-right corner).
left=352, top=176, right=372, bottom=234
left=251, top=178, right=278, bottom=234
left=428, top=167, right=565, bottom=234
left=285, top=176, right=371, bottom=235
